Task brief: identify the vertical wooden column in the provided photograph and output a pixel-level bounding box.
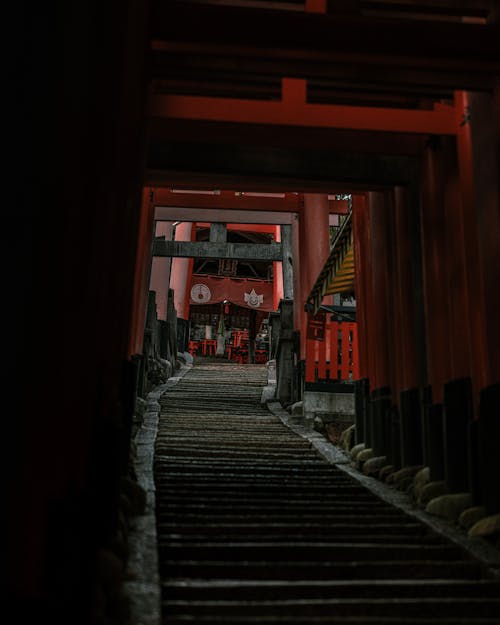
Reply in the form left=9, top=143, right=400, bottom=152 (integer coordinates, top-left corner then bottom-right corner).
left=279, top=224, right=294, bottom=300
left=11, top=0, right=151, bottom=618
left=368, top=191, right=393, bottom=391
left=352, top=193, right=370, bottom=380
left=352, top=193, right=372, bottom=447
left=441, top=137, right=471, bottom=382
left=455, top=90, right=500, bottom=392
left=367, top=191, right=398, bottom=463
left=420, top=143, right=451, bottom=403
left=392, top=186, right=419, bottom=393
left=390, top=187, right=406, bottom=400
left=291, top=212, right=303, bottom=337
left=209, top=222, right=227, bottom=242
left=273, top=225, right=284, bottom=310
left=129, top=187, right=156, bottom=355
left=150, top=221, right=174, bottom=322
left=170, top=222, right=196, bottom=320
left=456, top=88, right=500, bottom=512
left=299, top=193, right=331, bottom=358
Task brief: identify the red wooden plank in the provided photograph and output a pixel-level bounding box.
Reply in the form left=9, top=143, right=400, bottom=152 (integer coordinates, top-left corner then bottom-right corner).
left=340, top=323, right=351, bottom=380
left=317, top=333, right=327, bottom=379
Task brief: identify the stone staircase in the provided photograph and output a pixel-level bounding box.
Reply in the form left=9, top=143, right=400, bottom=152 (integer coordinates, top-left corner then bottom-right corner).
left=154, top=362, right=500, bottom=624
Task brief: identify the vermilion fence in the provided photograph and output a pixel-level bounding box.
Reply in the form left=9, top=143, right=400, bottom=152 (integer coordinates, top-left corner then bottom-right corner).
left=305, top=321, right=359, bottom=383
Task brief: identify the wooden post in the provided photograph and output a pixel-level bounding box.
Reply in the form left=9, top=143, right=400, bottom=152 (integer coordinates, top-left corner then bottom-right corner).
left=209, top=222, right=227, bottom=242
left=276, top=300, right=295, bottom=405
left=280, top=224, right=294, bottom=300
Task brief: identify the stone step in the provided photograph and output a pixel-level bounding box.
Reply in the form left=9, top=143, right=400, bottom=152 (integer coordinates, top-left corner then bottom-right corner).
left=162, top=578, right=500, bottom=600
left=158, top=522, right=432, bottom=536
left=154, top=363, right=500, bottom=624
left=158, top=541, right=463, bottom=561
left=159, top=559, right=484, bottom=581
left=162, top=597, right=500, bottom=618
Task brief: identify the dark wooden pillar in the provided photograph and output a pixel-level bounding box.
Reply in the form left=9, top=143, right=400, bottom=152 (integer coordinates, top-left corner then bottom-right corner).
left=366, top=192, right=395, bottom=459
left=129, top=187, right=156, bottom=356
left=276, top=299, right=295, bottom=405
left=441, top=139, right=472, bottom=382
left=392, top=186, right=420, bottom=393
left=420, top=142, right=452, bottom=404
left=352, top=193, right=370, bottom=381
left=455, top=89, right=500, bottom=398
left=291, top=213, right=303, bottom=338
left=353, top=193, right=375, bottom=448
left=10, top=1, right=151, bottom=620
left=280, top=224, right=294, bottom=300
left=248, top=308, right=257, bottom=364
left=368, top=191, right=393, bottom=391
left=299, top=194, right=331, bottom=358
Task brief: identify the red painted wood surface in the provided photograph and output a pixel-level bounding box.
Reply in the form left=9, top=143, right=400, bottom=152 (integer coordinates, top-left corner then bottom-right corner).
left=149, top=80, right=457, bottom=135
left=305, top=321, right=359, bottom=383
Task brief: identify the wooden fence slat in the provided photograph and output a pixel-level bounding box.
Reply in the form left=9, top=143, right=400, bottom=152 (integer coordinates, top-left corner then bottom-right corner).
left=305, top=320, right=358, bottom=383
left=340, top=323, right=351, bottom=380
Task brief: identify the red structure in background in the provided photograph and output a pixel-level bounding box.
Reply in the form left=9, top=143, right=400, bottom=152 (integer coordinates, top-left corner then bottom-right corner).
left=189, top=275, right=275, bottom=312
left=305, top=320, right=359, bottom=383
left=12, top=2, right=500, bottom=622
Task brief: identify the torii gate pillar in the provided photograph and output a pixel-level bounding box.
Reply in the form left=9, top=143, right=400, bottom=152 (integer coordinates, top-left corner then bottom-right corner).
left=298, top=194, right=331, bottom=358
left=170, top=222, right=196, bottom=320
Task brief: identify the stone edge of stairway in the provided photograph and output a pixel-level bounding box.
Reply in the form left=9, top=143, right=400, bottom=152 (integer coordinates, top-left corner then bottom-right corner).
left=124, top=363, right=193, bottom=625
left=266, top=399, right=500, bottom=578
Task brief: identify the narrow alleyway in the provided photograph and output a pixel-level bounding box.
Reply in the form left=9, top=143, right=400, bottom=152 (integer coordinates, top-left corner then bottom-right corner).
left=154, top=363, right=500, bottom=624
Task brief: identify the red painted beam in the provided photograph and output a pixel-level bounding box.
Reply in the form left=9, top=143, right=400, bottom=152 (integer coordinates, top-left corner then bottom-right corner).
left=305, top=0, right=328, bottom=13
left=153, top=188, right=299, bottom=212
left=149, top=78, right=458, bottom=135
left=196, top=223, right=277, bottom=234
left=151, top=188, right=349, bottom=213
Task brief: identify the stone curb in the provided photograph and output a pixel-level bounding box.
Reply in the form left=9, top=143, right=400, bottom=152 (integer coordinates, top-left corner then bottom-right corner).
left=266, top=399, right=500, bottom=577
left=267, top=401, right=351, bottom=465
left=124, top=364, right=192, bottom=625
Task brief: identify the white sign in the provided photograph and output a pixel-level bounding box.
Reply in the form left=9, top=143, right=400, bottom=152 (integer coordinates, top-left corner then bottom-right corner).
left=244, top=288, right=264, bottom=308
left=190, top=283, right=211, bottom=303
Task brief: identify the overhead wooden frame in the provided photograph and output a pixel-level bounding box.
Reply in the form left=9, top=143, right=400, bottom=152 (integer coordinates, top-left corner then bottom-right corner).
left=153, top=239, right=283, bottom=260
left=150, top=3, right=500, bottom=96
left=147, top=139, right=419, bottom=191
left=149, top=78, right=458, bottom=135
left=151, top=188, right=349, bottom=213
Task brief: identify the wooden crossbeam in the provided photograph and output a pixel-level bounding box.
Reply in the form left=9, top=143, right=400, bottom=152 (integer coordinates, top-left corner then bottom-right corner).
left=150, top=4, right=500, bottom=92
left=153, top=239, right=282, bottom=260
left=149, top=79, right=458, bottom=135
left=153, top=189, right=300, bottom=212
left=154, top=206, right=295, bottom=224
left=148, top=141, right=417, bottom=188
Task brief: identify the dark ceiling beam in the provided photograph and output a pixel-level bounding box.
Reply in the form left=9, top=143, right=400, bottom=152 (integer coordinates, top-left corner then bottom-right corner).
left=149, top=117, right=428, bottom=156
left=150, top=3, right=500, bottom=69
left=151, top=47, right=497, bottom=94
left=147, top=141, right=418, bottom=190
left=361, top=0, right=494, bottom=18
left=147, top=169, right=379, bottom=193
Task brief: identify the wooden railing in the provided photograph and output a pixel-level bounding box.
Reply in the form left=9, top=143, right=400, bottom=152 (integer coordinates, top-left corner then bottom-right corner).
left=305, top=321, right=359, bottom=383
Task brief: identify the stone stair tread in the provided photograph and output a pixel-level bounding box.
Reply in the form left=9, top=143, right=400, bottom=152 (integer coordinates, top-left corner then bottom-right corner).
left=155, top=364, right=500, bottom=623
